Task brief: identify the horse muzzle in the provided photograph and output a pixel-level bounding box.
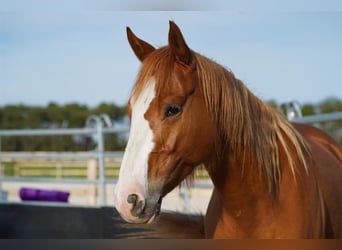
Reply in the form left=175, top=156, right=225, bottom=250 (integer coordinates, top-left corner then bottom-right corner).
left=115, top=191, right=162, bottom=224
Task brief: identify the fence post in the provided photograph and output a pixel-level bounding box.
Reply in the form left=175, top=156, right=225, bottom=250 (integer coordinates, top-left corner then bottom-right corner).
left=96, top=122, right=106, bottom=206
left=0, top=136, right=2, bottom=199
left=180, top=181, right=191, bottom=213
left=56, top=162, right=63, bottom=179
left=87, top=158, right=98, bottom=205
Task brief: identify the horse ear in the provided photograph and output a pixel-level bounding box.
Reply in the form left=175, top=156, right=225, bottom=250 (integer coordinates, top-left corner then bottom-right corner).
left=168, top=21, right=192, bottom=66
left=127, top=27, right=156, bottom=62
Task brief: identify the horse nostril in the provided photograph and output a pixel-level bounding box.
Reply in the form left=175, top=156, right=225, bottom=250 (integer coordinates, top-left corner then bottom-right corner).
left=127, top=193, right=146, bottom=217
left=127, top=193, right=138, bottom=205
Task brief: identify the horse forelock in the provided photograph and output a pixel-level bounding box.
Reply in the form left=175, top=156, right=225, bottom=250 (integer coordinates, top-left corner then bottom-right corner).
left=130, top=47, right=174, bottom=104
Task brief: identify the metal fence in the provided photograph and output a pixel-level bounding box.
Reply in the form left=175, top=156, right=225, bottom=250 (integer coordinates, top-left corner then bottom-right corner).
left=0, top=115, right=127, bottom=206
left=283, top=101, right=342, bottom=124
left=0, top=108, right=341, bottom=207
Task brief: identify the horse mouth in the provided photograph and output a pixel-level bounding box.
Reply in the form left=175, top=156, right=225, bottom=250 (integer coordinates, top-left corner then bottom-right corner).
left=146, top=196, right=162, bottom=224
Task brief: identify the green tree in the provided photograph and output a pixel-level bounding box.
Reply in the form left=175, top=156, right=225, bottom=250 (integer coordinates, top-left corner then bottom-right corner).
left=0, top=102, right=127, bottom=151
left=318, top=97, right=342, bottom=113
left=301, top=103, right=316, bottom=116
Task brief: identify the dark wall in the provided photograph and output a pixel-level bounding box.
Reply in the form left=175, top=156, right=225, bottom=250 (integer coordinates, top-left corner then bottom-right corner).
left=0, top=203, right=203, bottom=239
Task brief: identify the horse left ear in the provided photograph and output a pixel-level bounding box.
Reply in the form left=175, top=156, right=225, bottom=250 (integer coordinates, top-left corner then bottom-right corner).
left=168, top=21, right=193, bottom=66
left=127, top=27, right=156, bottom=62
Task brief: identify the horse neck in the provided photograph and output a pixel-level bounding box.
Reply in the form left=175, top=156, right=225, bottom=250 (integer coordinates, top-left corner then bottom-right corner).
left=203, top=91, right=304, bottom=210
left=196, top=56, right=309, bottom=214
left=206, top=144, right=273, bottom=203
left=205, top=136, right=302, bottom=230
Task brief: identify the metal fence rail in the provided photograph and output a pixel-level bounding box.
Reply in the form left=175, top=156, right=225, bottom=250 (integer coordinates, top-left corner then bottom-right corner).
left=0, top=152, right=123, bottom=160
left=0, top=115, right=127, bottom=206
left=0, top=111, right=341, bottom=207
left=292, top=112, right=342, bottom=124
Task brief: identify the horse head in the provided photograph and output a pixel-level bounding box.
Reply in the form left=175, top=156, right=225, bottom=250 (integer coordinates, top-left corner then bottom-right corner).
left=114, top=21, right=217, bottom=223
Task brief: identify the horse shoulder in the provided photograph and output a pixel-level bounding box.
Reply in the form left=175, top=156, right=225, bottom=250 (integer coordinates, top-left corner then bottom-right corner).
left=292, top=122, right=342, bottom=164
left=292, top=122, right=342, bottom=237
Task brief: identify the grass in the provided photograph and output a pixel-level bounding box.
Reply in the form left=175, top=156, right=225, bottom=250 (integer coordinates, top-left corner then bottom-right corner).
left=1, top=162, right=121, bottom=179
left=1, top=160, right=210, bottom=180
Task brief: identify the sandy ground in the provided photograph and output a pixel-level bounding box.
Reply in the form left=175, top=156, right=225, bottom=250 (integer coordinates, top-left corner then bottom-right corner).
left=1, top=181, right=213, bottom=215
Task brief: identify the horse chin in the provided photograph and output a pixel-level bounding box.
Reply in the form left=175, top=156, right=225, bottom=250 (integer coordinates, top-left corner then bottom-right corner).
left=145, top=196, right=162, bottom=224
left=146, top=211, right=159, bottom=224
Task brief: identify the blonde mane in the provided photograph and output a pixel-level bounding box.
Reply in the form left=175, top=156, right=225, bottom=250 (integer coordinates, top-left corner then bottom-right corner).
left=131, top=47, right=310, bottom=196
left=195, top=53, right=310, bottom=195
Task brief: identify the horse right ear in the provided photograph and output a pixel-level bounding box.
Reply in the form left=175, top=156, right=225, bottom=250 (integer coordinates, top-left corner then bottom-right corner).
left=168, top=21, right=193, bottom=67
left=127, top=27, right=156, bottom=62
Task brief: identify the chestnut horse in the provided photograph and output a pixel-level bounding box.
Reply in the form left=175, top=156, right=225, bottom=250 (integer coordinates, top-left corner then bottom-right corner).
left=114, top=21, right=342, bottom=238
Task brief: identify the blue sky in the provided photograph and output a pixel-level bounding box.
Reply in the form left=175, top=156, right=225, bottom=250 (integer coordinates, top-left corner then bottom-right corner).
left=1, top=1, right=342, bottom=107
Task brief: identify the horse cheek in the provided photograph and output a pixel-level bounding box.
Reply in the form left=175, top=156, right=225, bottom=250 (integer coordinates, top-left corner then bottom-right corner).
left=182, top=115, right=215, bottom=165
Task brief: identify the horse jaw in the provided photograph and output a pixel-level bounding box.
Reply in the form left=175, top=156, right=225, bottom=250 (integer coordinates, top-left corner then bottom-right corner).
left=114, top=78, right=161, bottom=223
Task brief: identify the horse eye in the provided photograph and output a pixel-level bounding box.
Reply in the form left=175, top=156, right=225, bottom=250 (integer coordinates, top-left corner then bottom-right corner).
left=165, top=104, right=182, bottom=117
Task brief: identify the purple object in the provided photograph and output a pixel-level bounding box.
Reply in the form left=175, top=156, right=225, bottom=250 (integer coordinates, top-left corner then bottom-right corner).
left=19, top=188, right=70, bottom=203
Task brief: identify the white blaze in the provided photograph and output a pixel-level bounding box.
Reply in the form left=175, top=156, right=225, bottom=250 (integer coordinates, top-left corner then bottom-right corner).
left=114, top=79, right=156, bottom=214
